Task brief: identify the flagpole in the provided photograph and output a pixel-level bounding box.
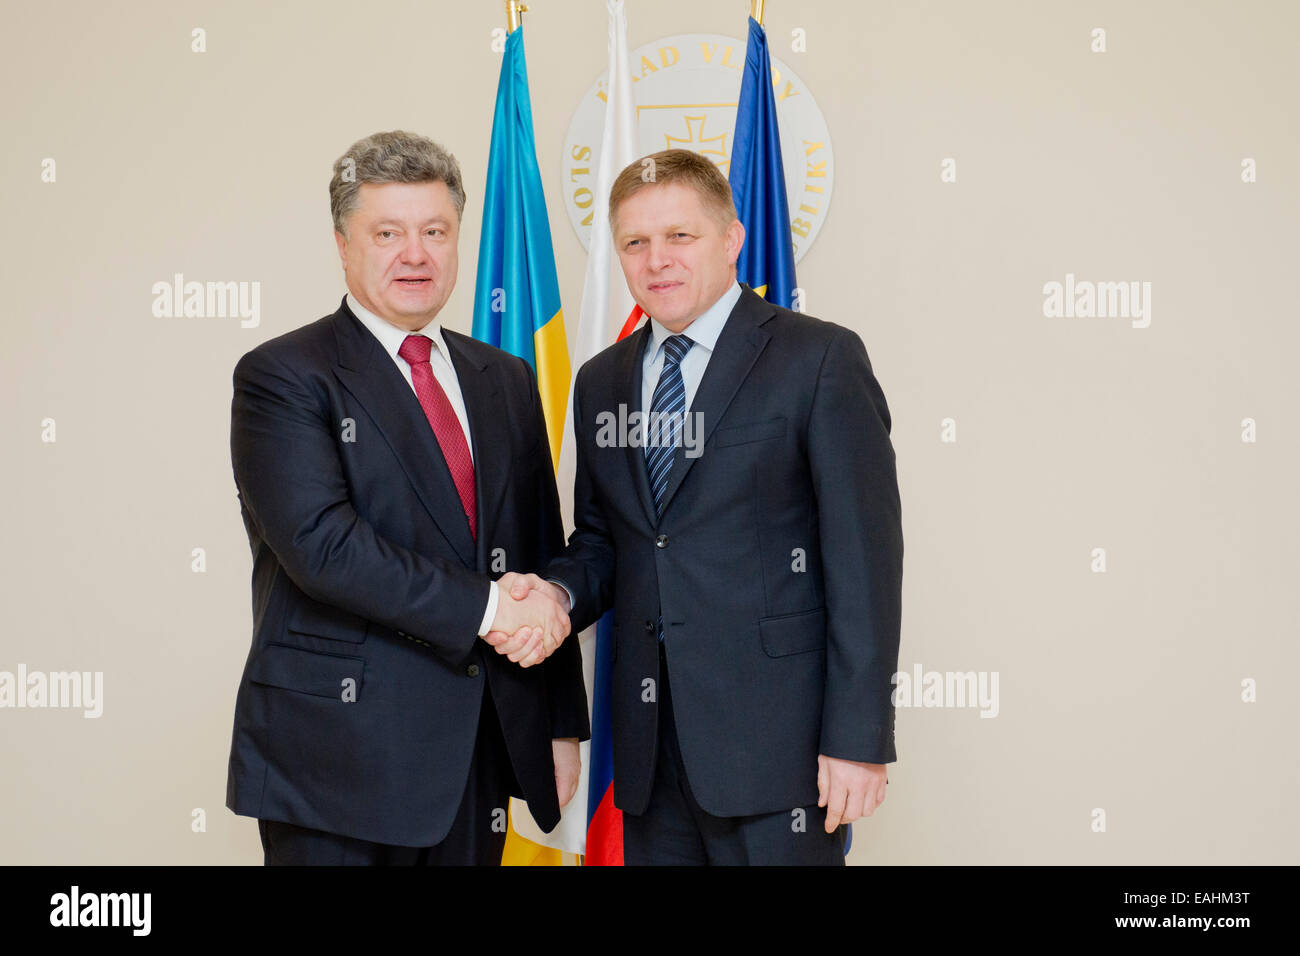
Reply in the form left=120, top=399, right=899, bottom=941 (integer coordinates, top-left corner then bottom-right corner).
left=506, top=0, right=528, bottom=33
left=751, top=0, right=764, bottom=26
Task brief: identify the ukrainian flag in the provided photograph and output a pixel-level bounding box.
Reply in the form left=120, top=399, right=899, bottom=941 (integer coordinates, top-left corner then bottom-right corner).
left=728, top=15, right=797, bottom=310
left=471, top=22, right=571, bottom=866
left=472, top=23, right=570, bottom=471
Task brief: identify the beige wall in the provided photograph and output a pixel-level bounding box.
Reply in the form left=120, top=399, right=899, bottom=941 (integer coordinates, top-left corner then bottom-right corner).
left=2, top=0, right=1296, bottom=864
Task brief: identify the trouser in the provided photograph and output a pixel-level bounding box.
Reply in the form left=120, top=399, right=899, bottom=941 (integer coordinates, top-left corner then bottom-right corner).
left=259, top=685, right=514, bottom=866
left=621, top=642, right=847, bottom=866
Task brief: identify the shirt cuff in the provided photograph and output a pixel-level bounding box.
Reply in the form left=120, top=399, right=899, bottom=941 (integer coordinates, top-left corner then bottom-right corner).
left=547, top=578, right=575, bottom=613
left=477, top=579, right=500, bottom=637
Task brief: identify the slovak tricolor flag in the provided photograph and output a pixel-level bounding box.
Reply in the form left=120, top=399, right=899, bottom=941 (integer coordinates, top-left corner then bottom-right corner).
left=555, top=0, right=639, bottom=866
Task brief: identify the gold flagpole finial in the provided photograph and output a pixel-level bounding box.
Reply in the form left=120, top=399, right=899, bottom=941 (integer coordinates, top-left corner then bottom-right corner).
left=751, top=0, right=765, bottom=26
left=506, top=0, right=528, bottom=33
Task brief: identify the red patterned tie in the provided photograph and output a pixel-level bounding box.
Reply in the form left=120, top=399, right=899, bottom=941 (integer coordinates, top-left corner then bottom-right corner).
left=398, top=334, right=477, bottom=539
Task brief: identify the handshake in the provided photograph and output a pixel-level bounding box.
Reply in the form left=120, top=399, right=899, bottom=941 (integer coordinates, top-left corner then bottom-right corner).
left=482, top=572, right=572, bottom=668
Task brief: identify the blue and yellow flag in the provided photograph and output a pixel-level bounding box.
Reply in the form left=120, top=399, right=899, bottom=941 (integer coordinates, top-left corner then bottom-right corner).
left=728, top=15, right=797, bottom=310
left=471, top=22, right=571, bottom=867
left=472, top=24, right=570, bottom=471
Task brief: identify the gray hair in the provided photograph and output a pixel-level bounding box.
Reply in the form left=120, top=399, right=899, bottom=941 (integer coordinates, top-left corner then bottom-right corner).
left=329, top=130, right=466, bottom=235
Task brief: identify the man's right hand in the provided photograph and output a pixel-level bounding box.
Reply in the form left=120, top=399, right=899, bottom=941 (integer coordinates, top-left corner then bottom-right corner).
left=499, top=572, right=571, bottom=615
left=483, top=577, right=570, bottom=668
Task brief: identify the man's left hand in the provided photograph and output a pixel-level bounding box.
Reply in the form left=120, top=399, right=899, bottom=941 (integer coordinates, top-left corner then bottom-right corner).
left=817, top=754, right=888, bottom=833
left=553, top=738, right=580, bottom=808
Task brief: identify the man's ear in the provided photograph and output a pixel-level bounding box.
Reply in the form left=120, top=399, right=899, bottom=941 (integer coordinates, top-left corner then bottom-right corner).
left=725, top=218, right=746, bottom=265
left=334, top=229, right=348, bottom=270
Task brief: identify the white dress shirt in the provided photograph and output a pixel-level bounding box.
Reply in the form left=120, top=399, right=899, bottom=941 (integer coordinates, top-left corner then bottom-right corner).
left=641, top=280, right=741, bottom=413
left=551, top=281, right=743, bottom=612
left=347, top=293, right=499, bottom=635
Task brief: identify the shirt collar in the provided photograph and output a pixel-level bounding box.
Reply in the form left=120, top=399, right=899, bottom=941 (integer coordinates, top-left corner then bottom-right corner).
left=347, top=292, right=452, bottom=364
left=646, top=280, right=742, bottom=359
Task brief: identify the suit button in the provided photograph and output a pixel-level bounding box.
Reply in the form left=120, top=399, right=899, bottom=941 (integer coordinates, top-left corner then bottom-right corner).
left=655, top=534, right=669, bottom=549
left=644, top=620, right=655, bottom=633
left=466, top=664, right=480, bottom=677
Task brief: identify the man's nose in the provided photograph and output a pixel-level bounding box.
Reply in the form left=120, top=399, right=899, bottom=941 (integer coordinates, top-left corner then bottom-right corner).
left=647, top=238, right=673, bottom=271
left=399, top=232, right=429, bottom=264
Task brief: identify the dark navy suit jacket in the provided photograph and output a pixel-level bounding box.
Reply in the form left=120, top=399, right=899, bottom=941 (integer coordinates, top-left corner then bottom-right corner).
left=547, top=285, right=902, bottom=818
left=225, top=296, right=588, bottom=847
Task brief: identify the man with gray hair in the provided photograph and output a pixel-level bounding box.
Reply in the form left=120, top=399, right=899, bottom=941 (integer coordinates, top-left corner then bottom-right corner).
left=225, top=130, right=587, bottom=865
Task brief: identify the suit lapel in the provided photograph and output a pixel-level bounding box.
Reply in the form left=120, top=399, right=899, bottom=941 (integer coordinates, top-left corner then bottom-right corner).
left=442, top=329, right=506, bottom=572
left=330, top=301, right=477, bottom=567
left=615, top=321, right=659, bottom=529
left=654, top=287, right=774, bottom=518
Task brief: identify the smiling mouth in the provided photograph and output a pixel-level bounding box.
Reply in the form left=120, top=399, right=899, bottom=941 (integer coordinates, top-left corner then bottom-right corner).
left=648, top=281, right=681, bottom=292
left=395, top=278, right=431, bottom=287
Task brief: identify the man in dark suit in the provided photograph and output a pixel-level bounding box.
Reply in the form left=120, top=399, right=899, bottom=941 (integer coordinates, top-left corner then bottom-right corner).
left=225, top=130, right=586, bottom=865
left=497, top=149, right=903, bottom=865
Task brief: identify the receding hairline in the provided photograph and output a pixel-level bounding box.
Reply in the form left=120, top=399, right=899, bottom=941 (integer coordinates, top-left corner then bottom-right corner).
left=607, top=149, right=738, bottom=237
left=610, top=181, right=739, bottom=237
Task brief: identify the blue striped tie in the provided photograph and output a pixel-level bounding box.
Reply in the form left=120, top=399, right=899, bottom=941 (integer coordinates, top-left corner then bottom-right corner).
left=645, top=334, right=693, bottom=643
left=645, top=334, right=694, bottom=516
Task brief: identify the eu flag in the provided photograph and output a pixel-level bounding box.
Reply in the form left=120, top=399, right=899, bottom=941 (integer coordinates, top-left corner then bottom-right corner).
left=728, top=15, right=798, bottom=310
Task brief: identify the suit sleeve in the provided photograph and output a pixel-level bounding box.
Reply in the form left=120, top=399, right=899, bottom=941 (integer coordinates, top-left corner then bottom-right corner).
left=518, top=358, right=591, bottom=743
left=230, top=345, right=489, bottom=665
left=542, top=367, right=616, bottom=635
left=807, top=326, right=904, bottom=764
